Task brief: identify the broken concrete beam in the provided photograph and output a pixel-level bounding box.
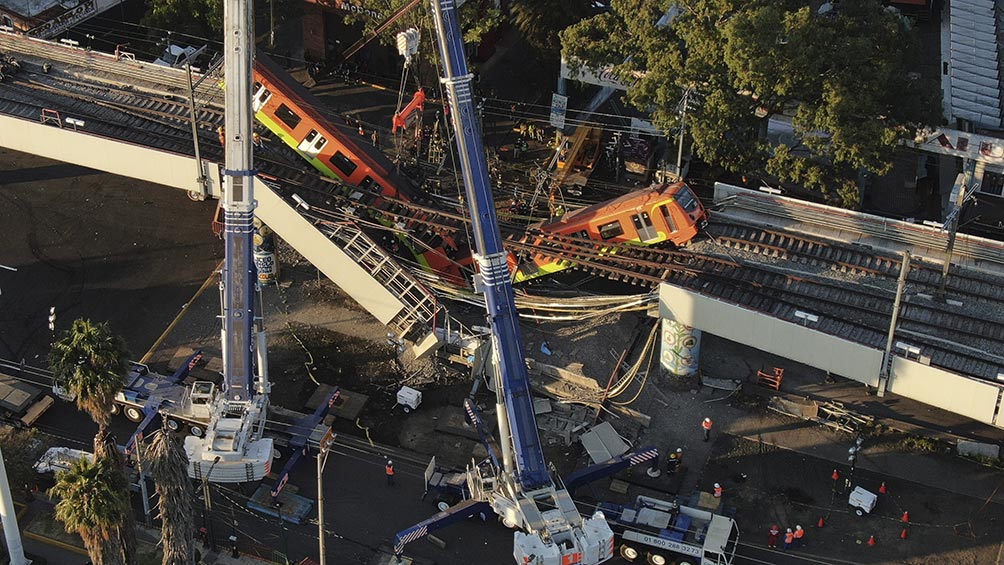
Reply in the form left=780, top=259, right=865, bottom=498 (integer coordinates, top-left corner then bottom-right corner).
left=526, top=358, right=603, bottom=391
left=608, top=404, right=652, bottom=428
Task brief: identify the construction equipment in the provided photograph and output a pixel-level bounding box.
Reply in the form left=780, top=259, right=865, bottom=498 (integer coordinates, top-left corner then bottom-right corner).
left=849, top=486, right=878, bottom=517
left=392, top=3, right=656, bottom=563
left=598, top=495, right=739, bottom=565
left=0, top=371, right=53, bottom=429
left=183, top=0, right=273, bottom=483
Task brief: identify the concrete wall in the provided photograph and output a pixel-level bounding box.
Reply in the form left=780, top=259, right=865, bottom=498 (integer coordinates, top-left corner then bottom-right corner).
left=658, top=284, right=1004, bottom=429
left=888, top=357, right=1003, bottom=427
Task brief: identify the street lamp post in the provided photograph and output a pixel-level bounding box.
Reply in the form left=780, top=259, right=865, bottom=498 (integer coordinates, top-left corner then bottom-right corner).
left=200, top=455, right=222, bottom=551
left=317, top=427, right=336, bottom=565
left=273, top=501, right=290, bottom=564
left=845, top=436, right=864, bottom=493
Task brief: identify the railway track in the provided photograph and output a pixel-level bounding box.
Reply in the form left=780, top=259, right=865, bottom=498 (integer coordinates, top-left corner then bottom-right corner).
left=3, top=68, right=1004, bottom=381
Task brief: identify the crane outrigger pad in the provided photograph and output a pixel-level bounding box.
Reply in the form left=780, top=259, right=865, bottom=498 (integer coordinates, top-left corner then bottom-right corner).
left=246, top=483, right=313, bottom=524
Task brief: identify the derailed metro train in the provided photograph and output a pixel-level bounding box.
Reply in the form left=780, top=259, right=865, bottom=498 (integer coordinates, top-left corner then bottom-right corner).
left=513, top=182, right=709, bottom=283
left=249, top=54, right=708, bottom=286
left=250, top=53, right=467, bottom=281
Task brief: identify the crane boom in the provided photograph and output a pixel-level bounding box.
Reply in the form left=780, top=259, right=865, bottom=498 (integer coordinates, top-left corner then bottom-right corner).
left=184, top=0, right=273, bottom=483
left=394, top=3, right=656, bottom=562
left=430, top=0, right=549, bottom=491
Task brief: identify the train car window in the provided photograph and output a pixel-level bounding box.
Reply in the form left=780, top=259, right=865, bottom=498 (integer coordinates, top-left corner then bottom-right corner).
left=359, top=176, right=383, bottom=193
left=659, top=205, right=678, bottom=232
left=252, top=83, right=272, bottom=113
left=275, top=103, right=302, bottom=130
left=598, top=220, right=624, bottom=240
left=330, top=151, right=358, bottom=177
left=632, top=212, right=659, bottom=241
left=675, top=186, right=700, bottom=213
left=298, top=130, right=327, bottom=158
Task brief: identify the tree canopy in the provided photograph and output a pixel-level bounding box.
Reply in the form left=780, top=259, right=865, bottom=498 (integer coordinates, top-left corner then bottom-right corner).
left=509, top=0, right=599, bottom=54
left=340, top=0, right=503, bottom=58
left=50, top=454, right=136, bottom=565
left=561, top=0, right=942, bottom=207
left=49, top=318, right=128, bottom=431
left=142, top=0, right=223, bottom=44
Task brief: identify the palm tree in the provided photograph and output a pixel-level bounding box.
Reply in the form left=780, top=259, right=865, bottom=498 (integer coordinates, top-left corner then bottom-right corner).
left=145, top=426, right=195, bottom=565
left=49, top=318, right=137, bottom=563
left=49, top=454, right=135, bottom=565
left=48, top=318, right=129, bottom=432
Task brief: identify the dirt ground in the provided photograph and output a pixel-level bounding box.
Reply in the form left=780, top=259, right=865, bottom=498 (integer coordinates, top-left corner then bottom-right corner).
left=704, top=433, right=1004, bottom=564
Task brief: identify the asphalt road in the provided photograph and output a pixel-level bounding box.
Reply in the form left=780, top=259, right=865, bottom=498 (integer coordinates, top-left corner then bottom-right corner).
left=0, top=148, right=518, bottom=565
left=0, top=148, right=221, bottom=363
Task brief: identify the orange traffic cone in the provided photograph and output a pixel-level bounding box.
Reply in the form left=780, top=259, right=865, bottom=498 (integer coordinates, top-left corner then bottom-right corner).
left=879, top=482, right=887, bottom=494
left=831, top=469, right=839, bottom=481
left=817, top=516, right=825, bottom=528
left=867, top=535, right=876, bottom=546
left=900, top=528, right=908, bottom=540
left=901, top=511, right=910, bottom=523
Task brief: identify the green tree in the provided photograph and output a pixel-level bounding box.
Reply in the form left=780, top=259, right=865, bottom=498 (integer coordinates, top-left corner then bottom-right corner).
left=0, top=428, right=45, bottom=501
left=145, top=428, right=195, bottom=565
left=49, top=318, right=128, bottom=433
left=49, top=453, right=136, bottom=565
left=340, top=0, right=502, bottom=62
left=561, top=0, right=941, bottom=207
left=510, top=0, right=597, bottom=54
left=142, top=0, right=224, bottom=41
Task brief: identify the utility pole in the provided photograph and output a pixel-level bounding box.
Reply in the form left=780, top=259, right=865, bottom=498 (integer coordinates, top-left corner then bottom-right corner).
left=316, top=428, right=336, bottom=565
left=185, top=63, right=208, bottom=201
left=133, top=438, right=152, bottom=526
left=675, top=88, right=690, bottom=180
left=269, top=0, right=275, bottom=48
left=0, top=447, right=30, bottom=565
left=877, top=250, right=910, bottom=397
left=938, top=159, right=978, bottom=299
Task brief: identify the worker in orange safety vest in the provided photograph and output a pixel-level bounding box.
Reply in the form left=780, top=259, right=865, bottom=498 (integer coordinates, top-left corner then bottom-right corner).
left=702, top=417, right=713, bottom=442
left=783, top=528, right=795, bottom=550
left=713, top=483, right=722, bottom=498
left=385, top=460, right=395, bottom=486
left=794, top=525, right=805, bottom=547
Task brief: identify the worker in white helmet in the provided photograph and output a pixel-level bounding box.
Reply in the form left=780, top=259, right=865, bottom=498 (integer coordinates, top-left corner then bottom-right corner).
left=386, top=460, right=395, bottom=486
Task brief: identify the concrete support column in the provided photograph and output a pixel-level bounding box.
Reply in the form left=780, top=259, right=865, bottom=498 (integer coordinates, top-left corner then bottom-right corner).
left=660, top=318, right=701, bottom=377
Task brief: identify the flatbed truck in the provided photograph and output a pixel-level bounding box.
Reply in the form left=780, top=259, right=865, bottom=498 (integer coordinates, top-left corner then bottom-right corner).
left=598, top=495, right=739, bottom=565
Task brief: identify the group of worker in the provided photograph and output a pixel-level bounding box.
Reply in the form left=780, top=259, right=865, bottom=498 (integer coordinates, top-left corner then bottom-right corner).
left=767, top=524, right=805, bottom=550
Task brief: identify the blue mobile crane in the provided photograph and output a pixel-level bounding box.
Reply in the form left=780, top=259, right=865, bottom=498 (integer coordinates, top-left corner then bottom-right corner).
left=393, top=2, right=656, bottom=563
left=183, top=0, right=274, bottom=483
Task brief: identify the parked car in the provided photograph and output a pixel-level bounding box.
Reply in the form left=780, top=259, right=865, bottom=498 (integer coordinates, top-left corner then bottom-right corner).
left=153, top=44, right=206, bottom=68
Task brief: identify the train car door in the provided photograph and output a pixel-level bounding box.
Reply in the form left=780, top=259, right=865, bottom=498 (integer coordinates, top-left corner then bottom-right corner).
left=252, top=82, right=272, bottom=113
left=631, top=212, right=660, bottom=242
left=298, top=130, right=328, bottom=159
